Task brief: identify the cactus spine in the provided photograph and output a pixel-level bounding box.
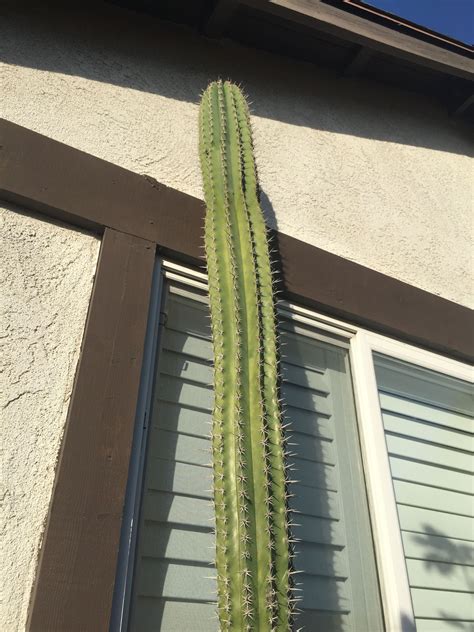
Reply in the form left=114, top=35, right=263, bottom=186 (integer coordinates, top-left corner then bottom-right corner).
left=199, top=80, right=292, bottom=631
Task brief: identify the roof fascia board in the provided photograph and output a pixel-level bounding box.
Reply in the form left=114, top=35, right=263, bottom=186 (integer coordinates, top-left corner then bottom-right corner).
left=243, top=0, right=473, bottom=79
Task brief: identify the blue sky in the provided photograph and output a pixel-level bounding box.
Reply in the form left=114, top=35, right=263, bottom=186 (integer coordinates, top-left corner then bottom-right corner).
left=365, top=0, right=473, bottom=45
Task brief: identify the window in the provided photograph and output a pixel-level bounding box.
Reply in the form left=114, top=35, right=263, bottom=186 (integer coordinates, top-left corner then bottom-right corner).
left=374, top=355, right=473, bottom=630
left=114, top=261, right=473, bottom=632
left=353, top=332, right=473, bottom=632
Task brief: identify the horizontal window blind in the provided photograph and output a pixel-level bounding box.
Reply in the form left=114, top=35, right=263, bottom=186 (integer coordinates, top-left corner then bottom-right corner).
left=128, top=283, right=383, bottom=631
left=374, top=355, right=474, bottom=632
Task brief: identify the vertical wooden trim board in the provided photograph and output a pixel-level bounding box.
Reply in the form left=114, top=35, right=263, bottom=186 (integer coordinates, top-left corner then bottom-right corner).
left=27, top=229, right=156, bottom=632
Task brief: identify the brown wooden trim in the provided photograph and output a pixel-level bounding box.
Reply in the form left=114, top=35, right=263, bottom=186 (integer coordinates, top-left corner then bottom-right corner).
left=1, top=119, right=472, bottom=362
left=27, top=228, right=155, bottom=632
left=243, top=0, right=473, bottom=80
left=0, top=119, right=200, bottom=250
left=276, top=233, right=474, bottom=363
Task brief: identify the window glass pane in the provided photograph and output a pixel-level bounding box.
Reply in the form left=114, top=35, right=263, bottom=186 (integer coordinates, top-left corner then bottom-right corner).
left=127, top=283, right=383, bottom=631
left=374, top=354, right=474, bottom=630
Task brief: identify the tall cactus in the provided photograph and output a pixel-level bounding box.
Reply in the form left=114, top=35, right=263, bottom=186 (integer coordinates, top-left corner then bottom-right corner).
left=199, top=80, right=293, bottom=631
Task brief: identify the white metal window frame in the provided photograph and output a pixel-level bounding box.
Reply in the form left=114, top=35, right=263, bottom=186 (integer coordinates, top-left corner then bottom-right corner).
left=118, top=259, right=473, bottom=632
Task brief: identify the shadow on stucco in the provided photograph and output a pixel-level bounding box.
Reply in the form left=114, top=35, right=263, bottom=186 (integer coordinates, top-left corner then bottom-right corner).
left=1, top=0, right=472, bottom=158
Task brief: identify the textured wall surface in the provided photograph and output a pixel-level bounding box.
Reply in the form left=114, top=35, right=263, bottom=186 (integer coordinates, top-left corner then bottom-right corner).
left=1, top=4, right=472, bottom=310
left=0, top=204, right=100, bottom=631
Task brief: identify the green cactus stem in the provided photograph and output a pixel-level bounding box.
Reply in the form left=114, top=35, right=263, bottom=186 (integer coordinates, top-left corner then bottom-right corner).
left=199, top=80, right=292, bottom=631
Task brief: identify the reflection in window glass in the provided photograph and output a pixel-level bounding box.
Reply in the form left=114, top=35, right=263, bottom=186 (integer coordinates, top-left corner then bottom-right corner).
left=374, top=354, right=474, bottom=631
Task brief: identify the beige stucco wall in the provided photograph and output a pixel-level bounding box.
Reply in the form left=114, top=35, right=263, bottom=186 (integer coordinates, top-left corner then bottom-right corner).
left=1, top=204, right=100, bottom=631
left=2, top=3, right=472, bottom=308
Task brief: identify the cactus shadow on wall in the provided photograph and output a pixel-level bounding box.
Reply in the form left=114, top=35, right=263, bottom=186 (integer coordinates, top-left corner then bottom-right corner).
left=260, top=189, right=348, bottom=631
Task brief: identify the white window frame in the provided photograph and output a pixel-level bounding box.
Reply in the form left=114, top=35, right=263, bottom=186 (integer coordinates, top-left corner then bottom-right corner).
left=351, top=331, right=473, bottom=632
left=117, top=259, right=473, bottom=632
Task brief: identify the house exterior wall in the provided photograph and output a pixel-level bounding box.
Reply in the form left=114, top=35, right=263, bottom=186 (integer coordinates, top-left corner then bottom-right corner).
left=0, top=3, right=472, bottom=630
left=2, top=2, right=472, bottom=309
left=1, top=203, right=100, bottom=631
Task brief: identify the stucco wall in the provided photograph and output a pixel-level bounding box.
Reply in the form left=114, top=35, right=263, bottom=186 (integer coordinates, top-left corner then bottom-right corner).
left=1, top=3, right=472, bottom=310
left=1, top=204, right=100, bottom=631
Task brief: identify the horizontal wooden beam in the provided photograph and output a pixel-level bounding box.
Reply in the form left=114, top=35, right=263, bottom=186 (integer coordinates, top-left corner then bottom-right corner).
left=1, top=119, right=472, bottom=362
left=0, top=119, right=200, bottom=256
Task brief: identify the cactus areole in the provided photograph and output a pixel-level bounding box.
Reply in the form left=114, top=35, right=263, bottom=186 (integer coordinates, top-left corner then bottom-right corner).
left=199, top=80, right=293, bottom=631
